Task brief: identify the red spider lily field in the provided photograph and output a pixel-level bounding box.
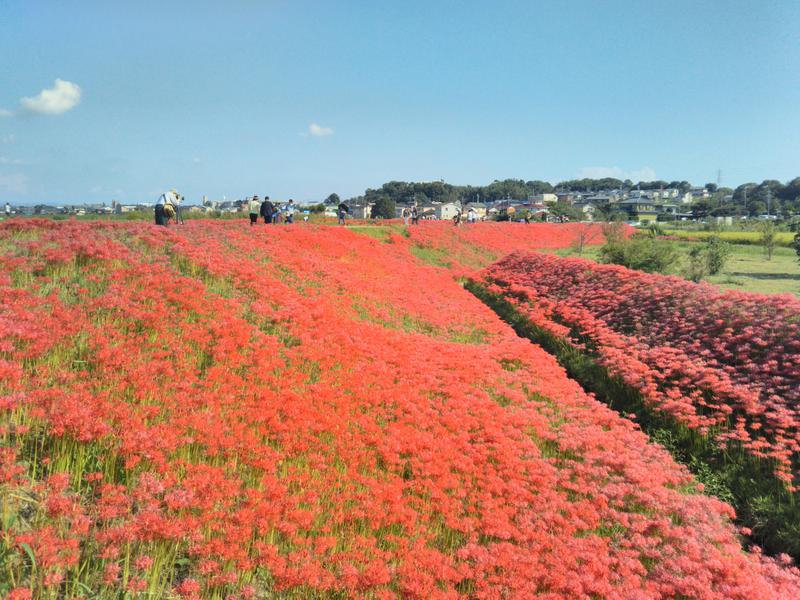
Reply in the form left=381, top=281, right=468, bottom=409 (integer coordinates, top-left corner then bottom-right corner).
left=478, top=252, right=800, bottom=488
left=2, top=219, right=800, bottom=599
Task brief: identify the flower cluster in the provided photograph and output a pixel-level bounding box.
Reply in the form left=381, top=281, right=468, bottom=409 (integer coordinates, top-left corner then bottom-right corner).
left=1, top=219, right=798, bottom=598
left=481, top=251, right=800, bottom=488
left=405, top=221, right=610, bottom=271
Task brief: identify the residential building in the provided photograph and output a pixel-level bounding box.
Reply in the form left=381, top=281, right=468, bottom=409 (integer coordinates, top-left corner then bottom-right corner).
left=619, top=198, right=659, bottom=222
left=435, top=202, right=461, bottom=220
left=529, top=193, right=558, bottom=205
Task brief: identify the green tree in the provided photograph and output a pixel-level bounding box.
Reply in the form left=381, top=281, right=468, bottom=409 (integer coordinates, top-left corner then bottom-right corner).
left=549, top=203, right=582, bottom=222
left=759, top=221, right=777, bottom=261
left=371, top=196, right=396, bottom=219
left=324, top=193, right=341, bottom=206
left=790, top=221, right=800, bottom=263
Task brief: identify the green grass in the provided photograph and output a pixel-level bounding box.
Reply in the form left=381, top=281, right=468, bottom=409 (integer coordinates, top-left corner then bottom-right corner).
left=347, top=224, right=409, bottom=242
left=663, top=229, right=796, bottom=247
left=557, top=242, right=800, bottom=296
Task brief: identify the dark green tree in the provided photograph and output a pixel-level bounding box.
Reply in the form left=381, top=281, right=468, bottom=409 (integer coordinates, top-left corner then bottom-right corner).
left=371, top=196, right=396, bottom=219
left=324, top=193, right=341, bottom=205
left=549, top=203, right=583, bottom=221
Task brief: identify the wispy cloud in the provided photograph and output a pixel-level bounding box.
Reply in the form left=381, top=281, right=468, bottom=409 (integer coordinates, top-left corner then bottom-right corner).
left=0, top=156, right=25, bottom=165
left=308, top=122, right=333, bottom=137
left=0, top=108, right=12, bottom=118
left=1, top=134, right=15, bottom=144
left=19, top=79, right=82, bottom=115
left=578, top=166, right=656, bottom=182
left=0, top=172, right=28, bottom=193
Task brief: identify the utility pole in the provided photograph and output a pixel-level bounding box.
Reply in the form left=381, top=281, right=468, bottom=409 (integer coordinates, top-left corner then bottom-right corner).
left=766, top=188, right=772, bottom=216
left=717, top=169, right=721, bottom=188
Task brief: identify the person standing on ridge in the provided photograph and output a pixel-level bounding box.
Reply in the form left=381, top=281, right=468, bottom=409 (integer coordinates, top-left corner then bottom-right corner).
left=337, top=201, right=349, bottom=225
left=260, top=195, right=274, bottom=224
left=248, top=195, right=261, bottom=226
left=174, top=193, right=185, bottom=224
left=285, top=199, right=296, bottom=224
left=4, top=202, right=11, bottom=218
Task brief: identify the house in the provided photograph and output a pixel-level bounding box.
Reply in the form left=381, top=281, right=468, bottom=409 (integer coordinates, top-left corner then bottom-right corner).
left=418, top=204, right=437, bottom=219
left=619, top=198, right=659, bottom=222
left=350, top=204, right=372, bottom=219
left=574, top=202, right=597, bottom=221
left=463, top=202, right=487, bottom=219
left=435, top=202, right=461, bottom=220
left=556, top=192, right=578, bottom=205
left=584, top=194, right=616, bottom=206
left=690, top=187, right=710, bottom=200
left=528, top=193, right=558, bottom=205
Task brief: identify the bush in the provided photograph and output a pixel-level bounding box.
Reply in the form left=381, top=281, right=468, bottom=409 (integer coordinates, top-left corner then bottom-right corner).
left=705, top=235, right=731, bottom=274
left=599, top=235, right=679, bottom=274
left=685, top=246, right=709, bottom=282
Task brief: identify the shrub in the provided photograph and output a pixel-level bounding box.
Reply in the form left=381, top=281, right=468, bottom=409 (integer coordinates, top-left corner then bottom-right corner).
left=599, top=235, right=679, bottom=274
left=685, top=245, right=709, bottom=282
left=705, top=235, right=731, bottom=274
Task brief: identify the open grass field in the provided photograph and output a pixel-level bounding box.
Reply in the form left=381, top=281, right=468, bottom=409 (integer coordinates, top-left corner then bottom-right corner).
left=663, top=229, right=797, bottom=247
left=2, top=219, right=800, bottom=599
left=560, top=241, right=800, bottom=296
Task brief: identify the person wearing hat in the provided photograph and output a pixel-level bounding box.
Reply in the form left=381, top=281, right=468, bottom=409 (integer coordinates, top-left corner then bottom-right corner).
left=248, top=195, right=261, bottom=226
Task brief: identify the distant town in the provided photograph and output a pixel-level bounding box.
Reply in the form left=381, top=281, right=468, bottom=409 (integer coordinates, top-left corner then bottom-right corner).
left=4, top=176, right=799, bottom=225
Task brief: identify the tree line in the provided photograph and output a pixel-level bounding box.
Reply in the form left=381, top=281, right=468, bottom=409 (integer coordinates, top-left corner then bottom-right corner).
left=322, top=177, right=800, bottom=219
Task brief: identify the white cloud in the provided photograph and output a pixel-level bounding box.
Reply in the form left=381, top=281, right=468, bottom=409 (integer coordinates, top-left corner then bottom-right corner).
left=0, top=108, right=12, bottom=118
left=0, top=172, right=28, bottom=193
left=578, top=166, right=656, bottom=182
left=0, top=156, right=24, bottom=165
left=308, top=122, right=333, bottom=137
left=20, top=79, right=82, bottom=115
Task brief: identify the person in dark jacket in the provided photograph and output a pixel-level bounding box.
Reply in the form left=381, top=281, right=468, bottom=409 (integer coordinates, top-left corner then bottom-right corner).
left=337, top=202, right=349, bottom=225
left=260, top=196, right=274, bottom=224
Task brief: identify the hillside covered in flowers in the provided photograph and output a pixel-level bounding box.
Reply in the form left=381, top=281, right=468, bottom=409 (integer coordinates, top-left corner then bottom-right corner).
left=2, top=219, right=799, bottom=599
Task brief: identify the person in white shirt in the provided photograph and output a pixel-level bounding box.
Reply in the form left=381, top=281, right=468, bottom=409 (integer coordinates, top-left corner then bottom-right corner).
left=285, top=199, right=296, bottom=223
left=155, top=189, right=178, bottom=225
left=248, top=195, right=261, bottom=225
left=173, top=193, right=185, bottom=224
left=4, top=202, right=10, bottom=217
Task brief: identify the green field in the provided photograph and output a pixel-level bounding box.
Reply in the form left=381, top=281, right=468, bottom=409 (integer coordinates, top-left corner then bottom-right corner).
left=663, top=229, right=796, bottom=247
left=561, top=242, right=800, bottom=296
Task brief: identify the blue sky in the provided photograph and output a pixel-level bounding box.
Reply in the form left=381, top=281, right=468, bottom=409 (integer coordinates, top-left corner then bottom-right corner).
left=1, top=1, right=798, bottom=204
